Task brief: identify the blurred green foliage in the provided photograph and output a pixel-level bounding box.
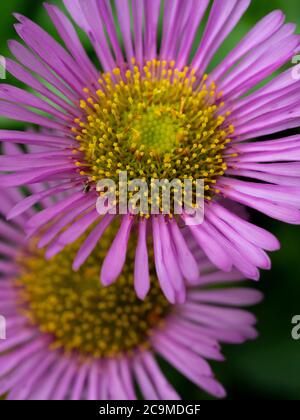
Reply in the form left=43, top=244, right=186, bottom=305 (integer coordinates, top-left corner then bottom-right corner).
left=0, top=0, right=300, bottom=400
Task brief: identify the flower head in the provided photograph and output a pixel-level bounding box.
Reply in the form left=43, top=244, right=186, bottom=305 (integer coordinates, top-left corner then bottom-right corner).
left=0, top=186, right=262, bottom=400
left=0, top=1, right=300, bottom=301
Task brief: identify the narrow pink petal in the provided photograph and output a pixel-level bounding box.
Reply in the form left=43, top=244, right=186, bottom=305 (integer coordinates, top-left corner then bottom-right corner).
left=210, top=202, right=280, bottom=251
left=159, top=218, right=186, bottom=302
left=188, top=288, right=263, bottom=306
left=15, top=352, right=57, bottom=400
left=211, top=10, right=285, bottom=82
left=107, top=360, right=128, bottom=400
left=133, top=355, right=160, bottom=400
left=101, top=215, right=134, bottom=286
left=134, top=219, right=151, bottom=300
left=45, top=208, right=99, bottom=257
left=0, top=85, right=69, bottom=122
left=0, top=336, right=47, bottom=377
left=38, top=197, right=95, bottom=250
left=80, top=0, right=116, bottom=72
left=0, top=101, right=68, bottom=132
left=186, top=220, right=233, bottom=272
left=220, top=178, right=300, bottom=207
left=31, top=358, right=69, bottom=400
left=176, top=0, right=209, bottom=68
left=152, top=217, right=176, bottom=303
left=52, top=362, right=77, bottom=400
left=8, top=41, right=79, bottom=107
left=0, top=165, right=76, bottom=187
left=27, top=191, right=84, bottom=231
left=132, top=0, right=144, bottom=65
left=7, top=182, right=72, bottom=220
left=144, top=0, right=161, bottom=60
left=0, top=130, right=76, bottom=148
left=169, top=220, right=199, bottom=285
left=220, top=186, right=300, bottom=224
left=70, top=362, right=89, bottom=401
left=14, top=15, right=88, bottom=93
left=115, top=0, right=134, bottom=63
left=160, top=0, right=182, bottom=60
left=165, top=330, right=224, bottom=362
left=119, top=358, right=136, bottom=400
left=73, top=214, right=115, bottom=271
left=87, top=364, right=98, bottom=401
left=192, top=0, right=250, bottom=74
left=98, top=1, right=124, bottom=65
left=45, top=3, right=98, bottom=81
left=206, top=209, right=271, bottom=270
left=141, top=352, right=180, bottom=400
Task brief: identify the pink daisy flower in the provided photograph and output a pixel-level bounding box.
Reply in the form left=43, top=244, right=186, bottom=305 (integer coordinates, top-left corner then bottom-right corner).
left=0, top=1, right=299, bottom=302
left=0, top=186, right=262, bottom=400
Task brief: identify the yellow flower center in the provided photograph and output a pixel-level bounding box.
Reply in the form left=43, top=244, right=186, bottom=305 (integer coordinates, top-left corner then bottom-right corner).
left=15, top=223, right=170, bottom=358
left=72, top=59, right=234, bottom=214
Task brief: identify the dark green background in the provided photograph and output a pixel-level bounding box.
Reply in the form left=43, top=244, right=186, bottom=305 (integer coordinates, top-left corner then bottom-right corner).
left=0, top=0, right=300, bottom=400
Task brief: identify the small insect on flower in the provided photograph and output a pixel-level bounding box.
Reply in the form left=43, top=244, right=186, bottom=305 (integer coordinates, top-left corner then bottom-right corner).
left=83, top=183, right=91, bottom=194
left=83, top=179, right=94, bottom=194
left=0, top=1, right=299, bottom=301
